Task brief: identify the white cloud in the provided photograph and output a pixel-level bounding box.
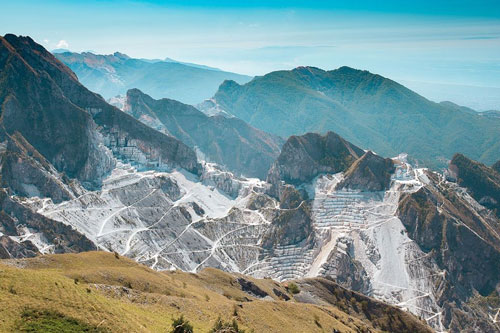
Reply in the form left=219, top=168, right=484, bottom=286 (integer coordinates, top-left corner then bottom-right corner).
left=43, top=39, right=49, bottom=44
left=56, top=40, right=69, bottom=49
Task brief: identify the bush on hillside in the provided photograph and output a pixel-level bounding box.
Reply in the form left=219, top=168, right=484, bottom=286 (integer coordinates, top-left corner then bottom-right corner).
left=287, top=282, right=300, bottom=294
left=209, top=317, right=244, bottom=333
left=170, top=315, right=194, bottom=333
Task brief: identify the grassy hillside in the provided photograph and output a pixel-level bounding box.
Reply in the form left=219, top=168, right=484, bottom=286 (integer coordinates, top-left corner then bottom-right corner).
left=214, top=66, right=500, bottom=169
left=0, top=252, right=431, bottom=332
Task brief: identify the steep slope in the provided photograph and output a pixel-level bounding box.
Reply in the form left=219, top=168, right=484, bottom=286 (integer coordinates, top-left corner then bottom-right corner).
left=213, top=66, right=500, bottom=168
left=0, top=251, right=432, bottom=333
left=267, top=132, right=364, bottom=186
left=0, top=34, right=200, bottom=194
left=0, top=131, right=77, bottom=203
left=0, top=188, right=96, bottom=259
left=265, top=132, right=500, bottom=332
left=449, top=153, right=500, bottom=217
left=493, top=160, right=500, bottom=174
left=2, top=34, right=498, bottom=332
left=54, top=51, right=252, bottom=104
left=337, top=151, right=395, bottom=191
left=0, top=35, right=114, bottom=188
left=124, top=89, right=283, bottom=179
left=398, top=170, right=500, bottom=331
left=0, top=34, right=201, bottom=260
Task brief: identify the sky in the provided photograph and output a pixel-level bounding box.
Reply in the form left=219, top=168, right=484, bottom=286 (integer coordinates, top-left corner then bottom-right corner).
left=2, top=0, right=500, bottom=108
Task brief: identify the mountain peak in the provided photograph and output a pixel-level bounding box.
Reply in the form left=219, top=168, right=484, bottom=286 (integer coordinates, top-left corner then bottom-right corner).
left=335, top=65, right=364, bottom=73
left=219, top=79, right=240, bottom=88
left=267, top=131, right=364, bottom=189
left=492, top=160, right=500, bottom=174
left=113, top=51, right=130, bottom=59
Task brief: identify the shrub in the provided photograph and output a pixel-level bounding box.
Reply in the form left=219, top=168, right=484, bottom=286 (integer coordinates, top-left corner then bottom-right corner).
left=287, top=282, right=300, bottom=294
left=16, top=309, right=107, bottom=332
left=313, top=314, right=321, bottom=328
left=209, top=317, right=244, bottom=333
left=170, top=315, right=194, bottom=333
left=360, top=300, right=369, bottom=313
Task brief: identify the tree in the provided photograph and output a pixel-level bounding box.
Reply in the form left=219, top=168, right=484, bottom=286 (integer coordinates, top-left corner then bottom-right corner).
left=209, top=317, right=244, bottom=333
left=170, top=315, right=194, bottom=333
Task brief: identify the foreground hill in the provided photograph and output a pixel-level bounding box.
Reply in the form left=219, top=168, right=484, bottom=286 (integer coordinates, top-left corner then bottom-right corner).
left=125, top=89, right=284, bottom=179
left=213, top=66, right=500, bottom=168
left=0, top=251, right=431, bottom=332
left=54, top=51, right=252, bottom=104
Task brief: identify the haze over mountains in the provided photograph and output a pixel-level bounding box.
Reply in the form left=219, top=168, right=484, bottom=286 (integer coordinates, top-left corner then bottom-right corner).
left=213, top=66, right=500, bottom=169
left=54, top=51, right=252, bottom=104
left=1, top=34, right=500, bottom=332
left=55, top=48, right=500, bottom=171
left=124, top=88, right=283, bottom=179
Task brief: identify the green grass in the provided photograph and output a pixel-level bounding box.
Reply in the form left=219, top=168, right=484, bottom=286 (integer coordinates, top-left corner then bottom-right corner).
left=16, top=309, right=107, bottom=332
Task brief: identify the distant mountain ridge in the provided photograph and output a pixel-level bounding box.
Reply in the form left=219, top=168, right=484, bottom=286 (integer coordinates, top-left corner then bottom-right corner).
left=213, top=66, right=500, bottom=169
left=125, top=88, right=284, bottom=179
left=54, top=51, right=252, bottom=104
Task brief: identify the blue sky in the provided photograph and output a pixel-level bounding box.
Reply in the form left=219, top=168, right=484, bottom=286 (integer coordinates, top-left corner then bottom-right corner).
left=2, top=0, right=500, bottom=100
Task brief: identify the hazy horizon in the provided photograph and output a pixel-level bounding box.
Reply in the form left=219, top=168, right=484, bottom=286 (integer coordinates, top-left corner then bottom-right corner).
left=3, top=0, right=500, bottom=109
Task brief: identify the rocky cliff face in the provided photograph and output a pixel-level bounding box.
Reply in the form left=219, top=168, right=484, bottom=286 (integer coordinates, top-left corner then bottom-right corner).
left=124, top=88, right=283, bottom=179
left=261, top=186, right=314, bottom=250
left=492, top=160, right=500, bottom=174
left=0, top=35, right=115, bottom=188
left=0, top=34, right=200, bottom=190
left=267, top=131, right=364, bottom=198
left=0, top=34, right=201, bottom=260
left=398, top=170, right=500, bottom=332
left=337, top=151, right=395, bottom=191
left=449, top=153, right=500, bottom=217
left=14, top=127, right=500, bottom=332
left=0, top=132, right=78, bottom=203
left=0, top=189, right=96, bottom=259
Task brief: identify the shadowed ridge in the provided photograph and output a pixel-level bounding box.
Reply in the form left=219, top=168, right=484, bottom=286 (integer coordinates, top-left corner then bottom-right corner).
left=492, top=160, right=500, bottom=174
left=268, top=131, right=364, bottom=188
left=0, top=34, right=201, bottom=187
left=337, top=151, right=395, bottom=191
left=450, top=153, right=500, bottom=217
left=125, top=88, right=283, bottom=179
